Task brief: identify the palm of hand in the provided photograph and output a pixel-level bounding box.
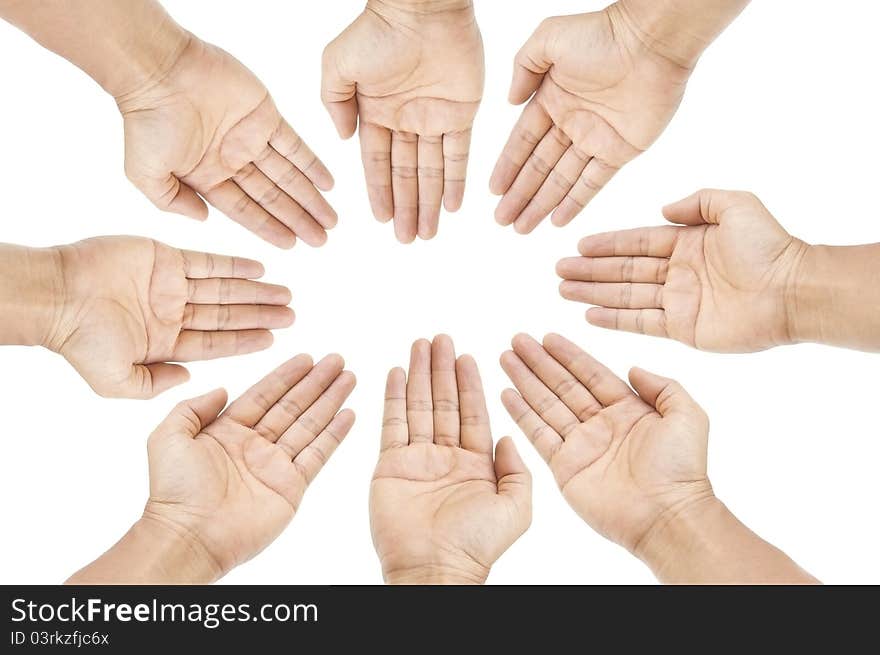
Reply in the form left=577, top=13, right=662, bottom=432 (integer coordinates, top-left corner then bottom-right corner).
left=56, top=238, right=187, bottom=391
left=52, top=236, right=289, bottom=398
left=371, top=443, right=512, bottom=578
left=121, top=42, right=271, bottom=194
left=323, top=8, right=483, bottom=241
left=492, top=11, right=691, bottom=232
left=539, top=11, right=690, bottom=167
left=147, top=418, right=299, bottom=573
left=120, top=39, right=334, bottom=248
left=340, top=11, right=483, bottom=137
left=664, top=211, right=802, bottom=351
left=556, top=400, right=705, bottom=552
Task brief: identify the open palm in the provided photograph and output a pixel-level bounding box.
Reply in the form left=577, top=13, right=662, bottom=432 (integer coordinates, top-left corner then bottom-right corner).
left=53, top=236, right=292, bottom=398
left=118, top=37, right=336, bottom=248
left=146, top=354, right=355, bottom=576
left=492, top=9, right=691, bottom=233
left=557, top=189, right=809, bottom=352
left=370, top=336, right=531, bottom=584
left=322, top=3, right=483, bottom=242
left=501, top=333, right=712, bottom=553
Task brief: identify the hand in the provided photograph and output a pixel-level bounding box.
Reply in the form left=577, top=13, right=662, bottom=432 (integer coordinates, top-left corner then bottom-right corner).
left=49, top=236, right=293, bottom=399
left=370, top=336, right=531, bottom=584
left=557, top=189, right=809, bottom=352
left=500, top=333, right=712, bottom=555
left=322, top=1, right=484, bottom=242
left=143, top=354, right=356, bottom=580
left=118, top=36, right=336, bottom=248
left=490, top=7, right=692, bottom=233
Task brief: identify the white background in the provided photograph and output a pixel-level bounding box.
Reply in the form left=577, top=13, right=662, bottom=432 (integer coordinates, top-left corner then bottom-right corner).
left=0, top=0, right=878, bottom=584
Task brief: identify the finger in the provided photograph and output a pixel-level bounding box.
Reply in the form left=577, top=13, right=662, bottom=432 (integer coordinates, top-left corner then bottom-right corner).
left=180, top=250, right=264, bottom=280
left=320, top=48, right=359, bottom=139
left=381, top=367, right=408, bottom=451
left=182, top=304, right=295, bottom=331
left=541, top=333, right=633, bottom=406
left=131, top=172, right=208, bottom=221
left=125, top=363, right=191, bottom=399
left=577, top=227, right=681, bottom=258
left=495, top=126, right=570, bottom=227
left=628, top=367, right=705, bottom=422
left=494, top=437, right=532, bottom=520
left=586, top=308, right=670, bottom=339
left=513, top=145, right=588, bottom=234
left=270, top=118, right=335, bottom=191
left=223, top=354, right=314, bottom=426
left=500, top=350, right=580, bottom=438
left=359, top=123, right=393, bottom=222
left=391, top=130, right=419, bottom=243
left=202, top=180, right=296, bottom=249
left=150, top=388, right=228, bottom=441
left=254, top=354, right=346, bottom=442
left=550, top=158, right=619, bottom=226
left=500, top=388, right=560, bottom=464
left=417, top=135, right=444, bottom=240
left=556, top=256, right=669, bottom=284
left=234, top=164, right=327, bottom=247
left=187, top=278, right=291, bottom=305
left=489, top=100, right=552, bottom=196
left=277, top=370, right=356, bottom=457
left=171, top=329, right=273, bottom=362
left=254, top=145, right=337, bottom=229
left=662, top=188, right=752, bottom=227
left=509, top=21, right=554, bottom=104
left=559, top=281, right=664, bottom=309
left=406, top=339, right=433, bottom=443
left=442, top=129, right=471, bottom=212
left=293, top=408, right=356, bottom=484
left=457, top=354, right=493, bottom=454
left=511, top=333, right=601, bottom=422
left=431, top=335, right=459, bottom=447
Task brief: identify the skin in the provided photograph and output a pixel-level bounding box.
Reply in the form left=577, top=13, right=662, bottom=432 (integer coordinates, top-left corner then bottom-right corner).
left=322, top=0, right=484, bottom=242
left=0, top=0, right=335, bottom=248
left=500, top=333, right=817, bottom=583
left=557, top=188, right=880, bottom=353
left=370, top=336, right=532, bottom=584
left=67, top=355, right=356, bottom=584
left=491, top=0, right=749, bottom=233
left=0, top=237, right=293, bottom=399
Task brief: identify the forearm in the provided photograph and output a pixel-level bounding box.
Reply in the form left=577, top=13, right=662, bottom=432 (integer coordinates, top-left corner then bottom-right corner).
left=609, top=0, right=750, bottom=69
left=66, top=516, right=222, bottom=585
left=788, top=243, right=880, bottom=352
left=637, top=497, right=817, bottom=584
left=0, top=244, right=63, bottom=348
left=0, top=0, right=189, bottom=98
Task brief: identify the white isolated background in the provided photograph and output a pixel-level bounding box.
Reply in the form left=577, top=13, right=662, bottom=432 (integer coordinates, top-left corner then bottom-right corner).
left=0, top=0, right=878, bottom=585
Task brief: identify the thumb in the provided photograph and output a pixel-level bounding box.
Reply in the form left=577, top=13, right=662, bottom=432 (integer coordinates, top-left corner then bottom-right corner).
left=125, top=363, right=191, bottom=399
left=628, top=367, right=705, bottom=423
left=495, top=437, right=532, bottom=517
left=151, top=387, right=229, bottom=441
left=129, top=170, right=208, bottom=221
left=661, top=188, right=753, bottom=227
left=509, top=21, right=555, bottom=104
left=321, top=45, right=358, bottom=139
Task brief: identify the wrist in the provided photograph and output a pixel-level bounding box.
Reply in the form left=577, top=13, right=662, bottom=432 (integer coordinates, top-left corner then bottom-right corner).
left=0, top=244, right=65, bottom=348
left=104, top=18, right=193, bottom=101
left=367, top=0, right=472, bottom=14
left=632, top=491, right=723, bottom=577
left=609, top=0, right=749, bottom=70
left=383, top=560, right=489, bottom=585
left=68, top=514, right=224, bottom=585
